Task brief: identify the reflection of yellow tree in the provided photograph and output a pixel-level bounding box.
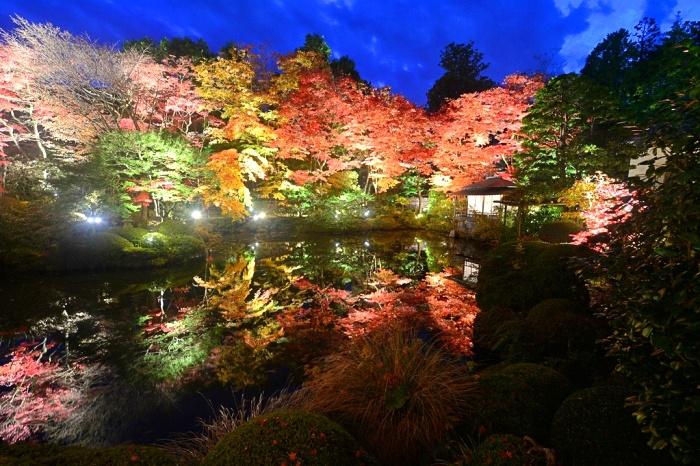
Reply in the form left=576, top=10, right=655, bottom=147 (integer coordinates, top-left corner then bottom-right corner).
left=195, top=255, right=255, bottom=319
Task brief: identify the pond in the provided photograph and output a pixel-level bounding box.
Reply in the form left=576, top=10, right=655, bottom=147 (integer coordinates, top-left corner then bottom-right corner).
left=0, top=231, right=483, bottom=446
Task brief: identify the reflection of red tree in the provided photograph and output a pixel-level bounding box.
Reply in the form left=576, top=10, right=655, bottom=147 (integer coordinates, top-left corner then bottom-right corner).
left=0, top=341, right=75, bottom=443
left=279, top=270, right=479, bottom=357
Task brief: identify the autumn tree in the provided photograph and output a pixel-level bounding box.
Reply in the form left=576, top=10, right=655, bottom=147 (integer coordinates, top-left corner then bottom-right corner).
left=86, top=131, right=207, bottom=221
left=426, top=41, right=495, bottom=112
left=194, top=47, right=281, bottom=217
left=3, top=18, right=207, bottom=148
left=432, top=74, right=544, bottom=190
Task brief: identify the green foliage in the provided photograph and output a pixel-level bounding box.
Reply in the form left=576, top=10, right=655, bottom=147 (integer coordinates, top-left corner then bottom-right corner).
left=465, top=363, right=571, bottom=441
left=581, top=29, right=636, bottom=91
left=138, top=308, right=221, bottom=382
left=471, top=434, right=548, bottom=466
left=123, top=36, right=213, bottom=61
left=521, top=205, right=563, bottom=236
left=0, top=443, right=178, bottom=466
left=587, top=21, right=700, bottom=463
left=515, top=74, right=634, bottom=201
left=202, top=410, right=377, bottom=466
left=300, top=33, right=332, bottom=62
left=476, top=241, right=589, bottom=313
left=88, top=131, right=207, bottom=220
left=51, top=227, right=204, bottom=271
left=427, top=42, right=495, bottom=112
left=112, top=225, right=149, bottom=243
left=551, top=386, right=672, bottom=466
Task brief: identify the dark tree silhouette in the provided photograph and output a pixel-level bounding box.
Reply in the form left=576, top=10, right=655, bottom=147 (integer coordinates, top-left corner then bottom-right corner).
left=426, top=41, right=495, bottom=112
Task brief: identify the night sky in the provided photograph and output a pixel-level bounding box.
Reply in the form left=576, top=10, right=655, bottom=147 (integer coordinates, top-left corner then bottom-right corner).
left=1, top=0, right=699, bottom=105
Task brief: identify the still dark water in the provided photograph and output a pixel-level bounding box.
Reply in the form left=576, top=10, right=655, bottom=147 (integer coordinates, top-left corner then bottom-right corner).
left=0, top=231, right=481, bottom=446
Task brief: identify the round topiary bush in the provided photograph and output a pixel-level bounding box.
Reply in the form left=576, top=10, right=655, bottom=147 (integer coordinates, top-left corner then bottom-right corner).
left=471, top=434, right=548, bottom=466
left=520, top=299, right=601, bottom=385
left=167, top=234, right=206, bottom=259
left=472, top=307, right=522, bottom=359
left=466, top=363, right=571, bottom=441
left=476, top=241, right=589, bottom=313
left=157, top=219, right=196, bottom=236
left=537, top=221, right=583, bottom=244
left=202, top=410, right=377, bottom=466
left=112, top=225, right=149, bottom=244
left=551, top=386, right=673, bottom=466
left=138, top=232, right=170, bottom=251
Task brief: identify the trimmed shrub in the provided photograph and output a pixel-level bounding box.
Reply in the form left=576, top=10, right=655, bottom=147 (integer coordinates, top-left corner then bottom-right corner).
left=465, top=363, right=571, bottom=441
left=157, top=219, right=194, bottom=236
left=551, top=386, right=673, bottom=466
left=0, top=443, right=177, bottom=465
left=537, top=221, right=582, bottom=243
left=476, top=241, right=589, bottom=313
left=137, top=232, right=169, bottom=250
left=472, top=307, right=521, bottom=359
left=471, top=434, right=548, bottom=466
left=298, top=326, right=474, bottom=465
left=520, top=299, right=602, bottom=385
left=202, top=410, right=377, bottom=466
left=111, top=225, right=149, bottom=244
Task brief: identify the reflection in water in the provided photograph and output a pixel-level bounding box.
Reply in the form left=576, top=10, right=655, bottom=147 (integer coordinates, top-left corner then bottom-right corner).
left=0, top=232, right=481, bottom=445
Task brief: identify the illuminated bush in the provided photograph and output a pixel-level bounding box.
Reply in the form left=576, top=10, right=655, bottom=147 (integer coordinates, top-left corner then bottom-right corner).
left=112, top=225, right=149, bottom=243
left=465, top=363, right=570, bottom=441
left=551, top=386, right=672, bottom=466
left=202, top=410, right=377, bottom=466
left=298, top=326, right=474, bottom=465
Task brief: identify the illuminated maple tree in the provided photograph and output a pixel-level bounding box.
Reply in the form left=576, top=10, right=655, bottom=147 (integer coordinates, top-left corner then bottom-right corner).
left=431, top=74, right=545, bottom=190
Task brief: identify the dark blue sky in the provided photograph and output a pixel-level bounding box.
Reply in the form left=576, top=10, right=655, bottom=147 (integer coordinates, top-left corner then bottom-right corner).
left=1, top=0, right=698, bottom=105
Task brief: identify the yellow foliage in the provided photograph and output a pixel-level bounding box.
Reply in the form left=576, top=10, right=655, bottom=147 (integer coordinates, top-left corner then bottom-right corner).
left=194, top=55, right=260, bottom=119
left=269, top=50, right=329, bottom=101
left=199, top=149, right=250, bottom=220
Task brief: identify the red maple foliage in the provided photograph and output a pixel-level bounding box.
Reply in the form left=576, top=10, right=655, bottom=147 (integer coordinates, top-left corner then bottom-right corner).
left=0, top=341, right=75, bottom=443
left=431, top=74, right=545, bottom=191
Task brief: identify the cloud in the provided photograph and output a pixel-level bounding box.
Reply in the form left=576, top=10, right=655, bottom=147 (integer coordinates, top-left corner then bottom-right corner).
left=662, top=0, right=700, bottom=29
left=553, top=0, right=587, bottom=17
left=558, top=0, right=646, bottom=72
left=318, top=0, right=355, bottom=10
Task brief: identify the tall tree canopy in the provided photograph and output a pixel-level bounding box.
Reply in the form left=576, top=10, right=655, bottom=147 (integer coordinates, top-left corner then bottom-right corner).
left=426, top=41, right=495, bottom=112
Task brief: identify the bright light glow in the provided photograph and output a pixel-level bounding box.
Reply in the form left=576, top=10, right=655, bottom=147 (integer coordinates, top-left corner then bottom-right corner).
left=191, top=209, right=203, bottom=220
left=363, top=210, right=371, bottom=217
left=253, top=211, right=267, bottom=221
left=364, top=240, right=370, bottom=247
left=86, top=216, right=102, bottom=224
left=335, top=242, right=340, bottom=247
